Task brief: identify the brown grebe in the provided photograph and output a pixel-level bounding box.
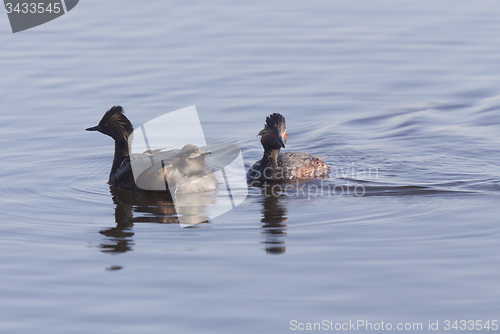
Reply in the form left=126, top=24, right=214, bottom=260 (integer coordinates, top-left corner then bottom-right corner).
left=86, top=106, right=216, bottom=192
left=247, top=113, right=329, bottom=181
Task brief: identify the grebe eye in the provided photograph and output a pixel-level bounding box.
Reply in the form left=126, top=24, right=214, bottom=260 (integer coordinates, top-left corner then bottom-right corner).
left=104, top=123, right=109, bottom=127
left=270, top=133, right=275, bottom=138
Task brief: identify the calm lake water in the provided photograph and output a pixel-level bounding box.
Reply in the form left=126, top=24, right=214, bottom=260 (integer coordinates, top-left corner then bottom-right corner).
left=1, top=1, right=500, bottom=333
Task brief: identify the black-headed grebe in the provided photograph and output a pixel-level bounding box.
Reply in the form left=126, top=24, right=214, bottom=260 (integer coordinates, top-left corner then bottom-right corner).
left=86, top=106, right=135, bottom=188
left=86, top=106, right=216, bottom=192
left=247, top=113, right=329, bottom=181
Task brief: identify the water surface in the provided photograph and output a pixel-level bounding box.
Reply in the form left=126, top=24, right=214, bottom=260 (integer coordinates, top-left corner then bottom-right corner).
left=1, top=1, right=500, bottom=333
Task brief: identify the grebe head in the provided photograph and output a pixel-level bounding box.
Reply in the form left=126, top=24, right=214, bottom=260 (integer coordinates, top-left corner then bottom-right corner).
left=258, top=113, right=287, bottom=150
left=86, top=106, right=133, bottom=142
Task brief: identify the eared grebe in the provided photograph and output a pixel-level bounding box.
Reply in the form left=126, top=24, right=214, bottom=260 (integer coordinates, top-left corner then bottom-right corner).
left=247, top=113, right=329, bottom=181
left=86, top=106, right=216, bottom=192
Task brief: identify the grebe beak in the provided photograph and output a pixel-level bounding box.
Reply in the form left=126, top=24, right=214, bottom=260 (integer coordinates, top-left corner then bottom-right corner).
left=86, top=125, right=100, bottom=131
left=278, top=138, right=285, bottom=148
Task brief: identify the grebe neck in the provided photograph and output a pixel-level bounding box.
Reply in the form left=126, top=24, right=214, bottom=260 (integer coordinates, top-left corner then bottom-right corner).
left=111, top=139, right=130, bottom=178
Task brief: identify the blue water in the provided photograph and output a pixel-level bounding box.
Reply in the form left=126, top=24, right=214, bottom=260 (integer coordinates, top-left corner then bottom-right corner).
left=1, top=1, right=500, bottom=333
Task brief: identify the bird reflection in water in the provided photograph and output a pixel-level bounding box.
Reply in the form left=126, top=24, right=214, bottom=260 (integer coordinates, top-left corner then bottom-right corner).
left=99, top=186, right=213, bottom=253
left=258, top=184, right=288, bottom=255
